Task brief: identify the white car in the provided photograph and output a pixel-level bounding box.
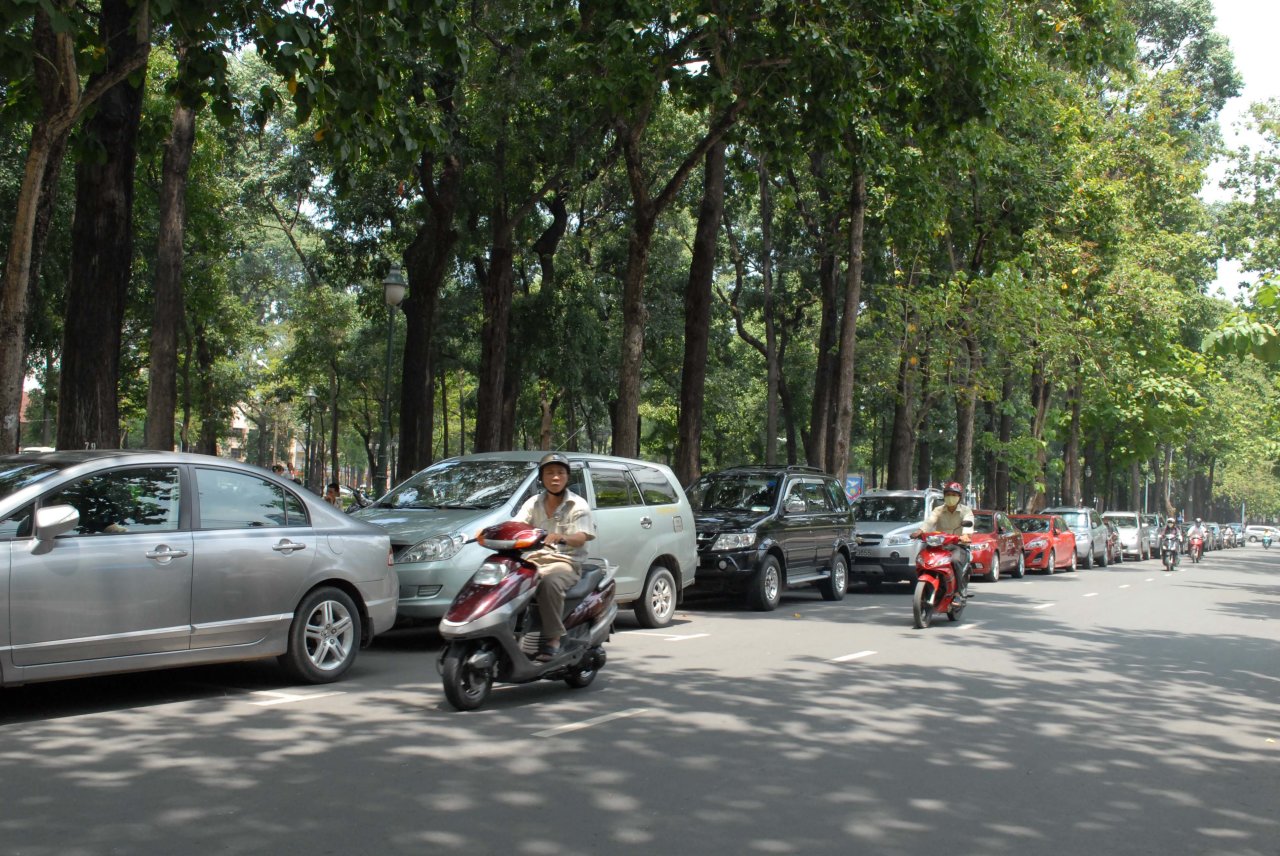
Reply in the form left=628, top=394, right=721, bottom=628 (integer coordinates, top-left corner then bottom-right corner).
left=1244, top=525, right=1278, bottom=543
left=1102, top=511, right=1150, bottom=560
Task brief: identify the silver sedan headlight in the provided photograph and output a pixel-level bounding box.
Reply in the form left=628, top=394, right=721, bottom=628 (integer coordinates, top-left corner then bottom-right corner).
left=711, top=532, right=757, bottom=551
left=399, top=532, right=467, bottom=564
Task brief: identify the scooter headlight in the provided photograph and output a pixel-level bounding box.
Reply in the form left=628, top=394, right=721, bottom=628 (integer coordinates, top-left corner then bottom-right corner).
left=471, top=561, right=511, bottom=586
left=923, top=534, right=947, bottom=548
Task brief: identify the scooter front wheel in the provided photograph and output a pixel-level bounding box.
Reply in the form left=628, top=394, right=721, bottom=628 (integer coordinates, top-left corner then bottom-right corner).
left=912, top=579, right=935, bottom=629
left=442, top=642, right=494, bottom=711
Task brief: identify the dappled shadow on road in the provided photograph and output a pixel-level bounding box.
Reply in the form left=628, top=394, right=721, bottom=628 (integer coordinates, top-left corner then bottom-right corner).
left=0, top=566, right=1277, bottom=856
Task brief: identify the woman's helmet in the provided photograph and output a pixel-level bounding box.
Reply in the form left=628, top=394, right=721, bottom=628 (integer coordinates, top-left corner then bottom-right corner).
left=943, top=481, right=963, bottom=496
left=1195, top=518, right=1202, bottom=524
left=1167, top=517, right=1176, bottom=525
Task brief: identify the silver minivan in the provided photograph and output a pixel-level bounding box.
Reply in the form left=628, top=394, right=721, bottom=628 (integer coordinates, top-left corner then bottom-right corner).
left=1043, top=506, right=1110, bottom=568
left=356, top=452, right=698, bottom=628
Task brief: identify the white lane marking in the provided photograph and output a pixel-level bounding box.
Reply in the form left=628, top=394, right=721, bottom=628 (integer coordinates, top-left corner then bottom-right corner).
left=831, top=650, right=877, bottom=663
left=1145, top=578, right=1155, bottom=582
left=1083, top=593, right=1100, bottom=598
left=533, top=707, right=649, bottom=738
left=958, top=622, right=984, bottom=632
left=1119, top=584, right=1131, bottom=589
left=249, top=690, right=345, bottom=707
left=631, top=632, right=710, bottom=642
left=851, top=605, right=883, bottom=610
left=1034, top=603, right=1055, bottom=610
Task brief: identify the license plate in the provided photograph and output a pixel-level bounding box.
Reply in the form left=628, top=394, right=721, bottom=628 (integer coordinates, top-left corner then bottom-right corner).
left=856, top=548, right=877, bottom=558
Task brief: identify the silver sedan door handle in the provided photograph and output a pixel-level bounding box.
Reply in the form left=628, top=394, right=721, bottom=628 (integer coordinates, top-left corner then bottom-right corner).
left=145, top=546, right=189, bottom=561
left=272, top=540, right=307, bottom=554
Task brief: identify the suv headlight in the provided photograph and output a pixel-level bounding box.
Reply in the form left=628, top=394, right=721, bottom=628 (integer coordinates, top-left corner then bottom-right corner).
left=885, top=533, right=913, bottom=547
left=399, top=531, right=467, bottom=564
left=711, top=532, right=757, bottom=551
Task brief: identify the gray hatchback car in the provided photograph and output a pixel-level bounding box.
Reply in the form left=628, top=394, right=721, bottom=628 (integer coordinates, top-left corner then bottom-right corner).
left=355, top=452, right=698, bottom=628
left=0, top=450, right=399, bottom=688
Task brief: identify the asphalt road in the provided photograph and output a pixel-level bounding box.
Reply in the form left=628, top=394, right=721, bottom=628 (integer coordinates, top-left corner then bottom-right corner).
left=2, top=546, right=1277, bottom=856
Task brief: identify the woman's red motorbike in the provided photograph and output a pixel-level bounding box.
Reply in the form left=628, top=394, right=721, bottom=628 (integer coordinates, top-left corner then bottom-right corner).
left=437, top=521, right=617, bottom=711
left=912, top=532, right=969, bottom=629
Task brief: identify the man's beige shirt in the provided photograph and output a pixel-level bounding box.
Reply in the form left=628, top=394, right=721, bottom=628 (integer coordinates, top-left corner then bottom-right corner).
left=923, top=503, right=975, bottom=535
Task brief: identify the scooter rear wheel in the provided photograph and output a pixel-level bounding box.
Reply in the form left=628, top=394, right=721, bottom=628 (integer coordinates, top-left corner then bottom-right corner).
left=912, top=579, right=935, bottom=629
left=565, top=646, right=605, bottom=689
left=442, top=642, right=494, bottom=711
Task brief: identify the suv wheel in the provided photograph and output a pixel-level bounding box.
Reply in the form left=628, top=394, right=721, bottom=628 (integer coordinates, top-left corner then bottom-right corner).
left=819, top=553, right=848, bottom=601
left=1083, top=547, right=1094, bottom=569
left=634, top=564, right=678, bottom=628
left=748, top=555, right=783, bottom=611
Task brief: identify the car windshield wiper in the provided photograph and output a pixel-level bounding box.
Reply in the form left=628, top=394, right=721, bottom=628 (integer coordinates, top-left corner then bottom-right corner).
left=438, top=502, right=500, bottom=510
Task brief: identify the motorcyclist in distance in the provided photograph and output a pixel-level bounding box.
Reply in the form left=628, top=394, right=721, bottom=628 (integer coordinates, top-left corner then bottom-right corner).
left=1187, top=517, right=1207, bottom=556
left=911, top=481, right=975, bottom=598
left=1160, top=517, right=1184, bottom=566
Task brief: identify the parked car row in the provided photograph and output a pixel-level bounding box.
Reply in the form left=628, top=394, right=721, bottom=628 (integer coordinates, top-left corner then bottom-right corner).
left=1, top=447, right=1264, bottom=694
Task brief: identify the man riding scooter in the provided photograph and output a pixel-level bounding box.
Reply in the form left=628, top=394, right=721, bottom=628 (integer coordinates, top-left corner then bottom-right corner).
left=911, top=481, right=975, bottom=600
left=515, top=453, right=597, bottom=661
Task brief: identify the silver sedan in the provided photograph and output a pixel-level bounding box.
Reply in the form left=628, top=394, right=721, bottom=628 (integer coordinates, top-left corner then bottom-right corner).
left=0, top=450, right=397, bottom=687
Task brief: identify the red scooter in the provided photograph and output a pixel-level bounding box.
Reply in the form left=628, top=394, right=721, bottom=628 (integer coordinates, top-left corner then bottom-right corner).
left=437, top=521, right=617, bottom=711
left=912, top=532, right=970, bottom=629
left=1189, top=533, right=1204, bottom=563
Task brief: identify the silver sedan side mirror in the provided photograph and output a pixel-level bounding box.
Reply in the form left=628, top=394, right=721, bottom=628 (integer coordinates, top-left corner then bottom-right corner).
left=34, top=504, right=80, bottom=541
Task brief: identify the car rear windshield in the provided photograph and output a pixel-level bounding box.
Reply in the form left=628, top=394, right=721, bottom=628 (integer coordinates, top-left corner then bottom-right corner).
left=1057, top=511, right=1088, bottom=528
left=1107, top=515, right=1137, bottom=527
left=853, top=496, right=925, bottom=523
left=0, top=461, right=61, bottom=504
left=686, top=473, right=778, bottom=513
left=1013, top=517, right=1050, bottom=533
left=972, top=512, right=995, bottom=533
left=379, top=460, right=536, bottom=509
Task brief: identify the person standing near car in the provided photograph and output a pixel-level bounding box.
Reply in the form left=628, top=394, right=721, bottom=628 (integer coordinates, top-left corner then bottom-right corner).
left=516, top=453, right=596, bottom=662
left=912, top=481, right=975, bottom=598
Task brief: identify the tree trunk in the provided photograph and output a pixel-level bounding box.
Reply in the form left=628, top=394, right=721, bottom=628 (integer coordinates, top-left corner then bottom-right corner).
left=1026, top=358, right=1052, bottom=512
left=56, top=0, right=149, bottom=450
left=995, top=368, right=1013, bottom=511
left=0, top=3, right=146, bottom=452
left=887, top=344, right=918, bottom=489
left=398, top=151, right=462, bottom=477
left=952, top=331, right=980, bottom=488
left=800, top=152, right=840, bottom=473
left=474, top=210, right=515, bottom=453
left=674, top=140, right=725, bottom=486
left=144, top=96, right=196, bottom=450
left=830, top=167, right=867, bottom=481
left=1062, top=374, right=1083, bottom=506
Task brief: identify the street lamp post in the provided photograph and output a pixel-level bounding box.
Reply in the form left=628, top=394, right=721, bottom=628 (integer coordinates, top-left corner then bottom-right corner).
left=304, top=389, right=317, bottom=486
left=376, top=264, right=407, bottom=496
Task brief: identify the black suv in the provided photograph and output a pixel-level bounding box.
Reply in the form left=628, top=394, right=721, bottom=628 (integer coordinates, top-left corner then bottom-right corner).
left=685, top=465, right=855, bottom=610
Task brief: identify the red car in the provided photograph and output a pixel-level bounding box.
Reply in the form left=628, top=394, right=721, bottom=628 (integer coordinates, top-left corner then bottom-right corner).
left=967, top=510, right=1025, bottom=581
left=1010, top=513, right=1078, bottom=574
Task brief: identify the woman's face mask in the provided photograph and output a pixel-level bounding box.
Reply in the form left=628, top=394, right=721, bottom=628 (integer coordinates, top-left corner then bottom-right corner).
left=945, top=495, right=960, bottom=509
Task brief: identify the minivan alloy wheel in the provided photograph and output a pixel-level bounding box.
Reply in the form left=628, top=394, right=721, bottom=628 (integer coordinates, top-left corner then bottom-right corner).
left=635, top=564, right=678, bottom=628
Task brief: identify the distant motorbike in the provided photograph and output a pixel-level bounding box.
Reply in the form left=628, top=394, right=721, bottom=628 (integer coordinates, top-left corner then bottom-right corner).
left=1160, top=532, right=1181, bottom=572
left=437, top=521, right=617, bottom=711
left=1264, top=534, right=1273, bottom=550
left=910, top=532, right=969, bottom=629
left=1189, top=533, right=1204, bottom=563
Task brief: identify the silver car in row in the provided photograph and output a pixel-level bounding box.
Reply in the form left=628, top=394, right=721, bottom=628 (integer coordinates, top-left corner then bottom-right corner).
left=354, top=451, right=698, bottom=628
left=0, top=451, right=398, bottom=687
